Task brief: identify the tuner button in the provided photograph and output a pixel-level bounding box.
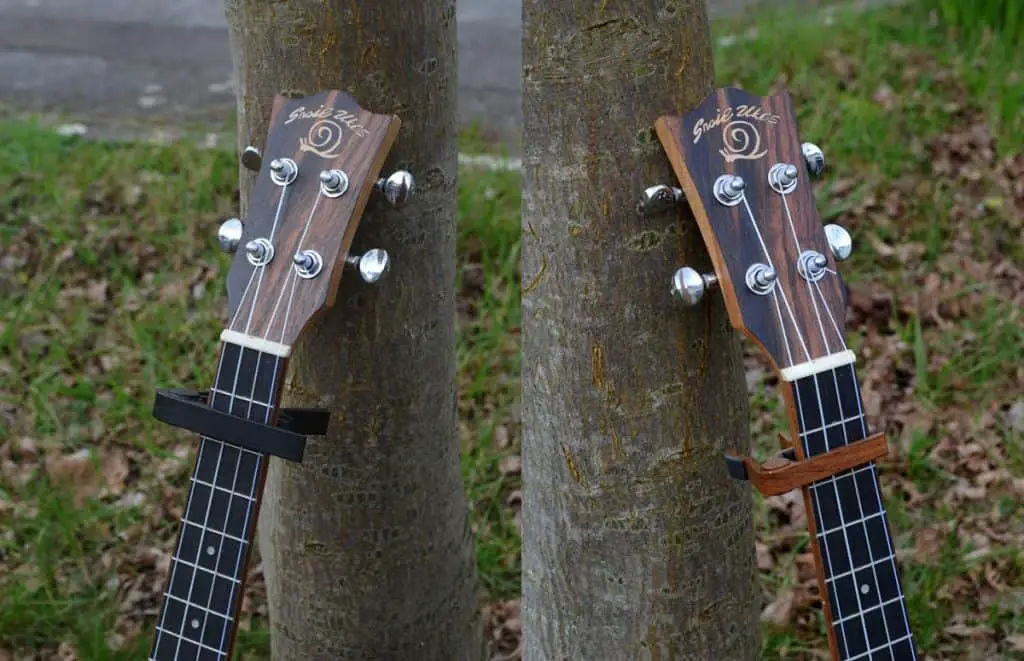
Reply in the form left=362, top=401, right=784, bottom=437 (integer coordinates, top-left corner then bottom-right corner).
left=241, top=146, right=263, bottom=173
left=671, top=267, right=717, bottom=306
left=217, top=218, right=244, bottom=254
left=346, top=248, right=391, bottom=283
left=823, top=224, right=852, bottom=261
left=801, top=142, right=825, bottom=178
left=638, top=184, right=684, bottom=215
left=375, top=171, right=415, bottom=209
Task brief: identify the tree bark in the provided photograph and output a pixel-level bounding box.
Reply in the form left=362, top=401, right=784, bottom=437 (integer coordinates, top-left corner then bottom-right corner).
left=223, top=2, right=481, bottom=659
left=520, top=2, right=761, bottom=659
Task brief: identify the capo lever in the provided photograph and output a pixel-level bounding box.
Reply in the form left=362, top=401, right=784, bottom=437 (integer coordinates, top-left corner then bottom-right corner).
left=152, top=389, right=331, bottom=463
left=725, top=432, right=889, bottom=496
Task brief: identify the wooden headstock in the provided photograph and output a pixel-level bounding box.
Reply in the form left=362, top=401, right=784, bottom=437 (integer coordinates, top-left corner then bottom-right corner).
left=650, top=87, right=854, bottom=382
left=218, top=90, right=413, bottom=357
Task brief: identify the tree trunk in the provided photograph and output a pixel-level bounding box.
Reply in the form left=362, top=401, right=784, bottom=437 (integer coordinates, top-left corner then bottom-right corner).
left=520, top=2, right=761, bottom=659
left=223, top=2, right=482, bottom=660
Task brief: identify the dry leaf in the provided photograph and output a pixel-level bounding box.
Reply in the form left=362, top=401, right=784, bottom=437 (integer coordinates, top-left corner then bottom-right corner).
left=103, top=449, right=131, bottom=495
left=45, top=449, right=99, bottom=506
left=494, top=425, right=511, bottom=449
left=914, top=525, right=945, bottom=562
left=761, top=589, right=795, bottom=626
left=498, top=455, right=521, bottom=477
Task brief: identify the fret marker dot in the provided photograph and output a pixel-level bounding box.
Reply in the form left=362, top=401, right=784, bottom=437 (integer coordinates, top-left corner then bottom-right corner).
left=191, top=619, right=200, bottom=629
left=206, top=546, right=216, bottom=556
left=860, top=584, right=870, bottom=595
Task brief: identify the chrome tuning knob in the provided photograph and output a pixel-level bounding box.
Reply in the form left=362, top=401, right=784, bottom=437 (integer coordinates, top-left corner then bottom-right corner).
left=671, top=267, right=717, bottom=306
left=801, top=142, right=825, bottom=178
left=375, top=171, right=415, bottom=209
left=823, top=224, right=852, bottom=261
left=217, top=218, right=244, bottom=253
left=346, top=248, right=391, bottom=283
left=638, top=184, right=684, bottom=215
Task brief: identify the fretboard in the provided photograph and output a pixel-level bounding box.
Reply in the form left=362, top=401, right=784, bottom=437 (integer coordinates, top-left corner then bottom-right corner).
left=150, top=341, right=285, bottom=661
left=793, top=364, right=917, bottom=661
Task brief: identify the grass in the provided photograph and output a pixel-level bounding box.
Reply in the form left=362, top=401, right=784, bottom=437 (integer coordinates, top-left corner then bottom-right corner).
left=924, top=0, right=1024, bottom=45
left=1, top=1, right=1022, bottom=659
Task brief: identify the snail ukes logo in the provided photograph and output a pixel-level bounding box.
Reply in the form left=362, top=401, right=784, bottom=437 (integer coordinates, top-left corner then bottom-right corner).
left=692, top=105, right=781, bottom=163
left=284, top=105, right=370, bottom=159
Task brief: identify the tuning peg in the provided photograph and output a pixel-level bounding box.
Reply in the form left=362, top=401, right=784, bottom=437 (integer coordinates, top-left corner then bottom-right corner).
left=671, top=266, right=718, bottom=306
left=801, top=142, right=825, bottom=178
left=346, top=248, right=391, bottom=283
left=217, top=218, right=244, bottom=253
left=374, top=171, right=415, bottom=209
left=241, top=146, right=262, bottom=172
left=638, top=184, right=684, bottom=215
left=823, top=224, right=852, bottom=261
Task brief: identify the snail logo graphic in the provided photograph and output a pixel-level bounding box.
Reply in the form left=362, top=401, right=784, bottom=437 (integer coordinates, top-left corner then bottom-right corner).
left=692, top=104, right=779, bottom=163
left=299, top=120, right=346, bottom=159
left=718, top=120, right=767, bottom=163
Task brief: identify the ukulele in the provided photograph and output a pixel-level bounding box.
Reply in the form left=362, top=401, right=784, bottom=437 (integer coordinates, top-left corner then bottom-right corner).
left=643, top=88, right=918, bottom=661
left=147, top=90, right=414, bottom=661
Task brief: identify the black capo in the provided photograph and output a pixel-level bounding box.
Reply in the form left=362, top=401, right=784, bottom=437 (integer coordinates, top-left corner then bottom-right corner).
left=152, top=388, right=330, bottom=462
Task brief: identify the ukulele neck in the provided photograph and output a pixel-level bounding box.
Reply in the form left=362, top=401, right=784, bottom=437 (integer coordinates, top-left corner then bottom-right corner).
left=791, top=365, right=917, bottom=661
left=149, top=340, right=287, bottom=661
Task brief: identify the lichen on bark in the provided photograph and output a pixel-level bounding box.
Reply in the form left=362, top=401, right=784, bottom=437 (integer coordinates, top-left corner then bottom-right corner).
left=224, top=1, right=481, bottom=659
left=520, top=1, right=761, bottom=659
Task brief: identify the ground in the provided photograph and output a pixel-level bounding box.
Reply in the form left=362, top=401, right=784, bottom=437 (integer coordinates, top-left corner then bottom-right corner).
left=0, top=2, right=1022, bottom=661
left=0, top=0, right=883, bottom=149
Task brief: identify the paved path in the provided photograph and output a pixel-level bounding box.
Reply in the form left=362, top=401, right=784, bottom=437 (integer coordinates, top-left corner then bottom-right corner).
left=0, top=0, right=837, bottom=147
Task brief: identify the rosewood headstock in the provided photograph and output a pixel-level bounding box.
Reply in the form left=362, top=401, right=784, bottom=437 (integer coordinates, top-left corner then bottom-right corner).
left=216, top=90, right=414, bottom=356
left=646, top=87, right=855, bottom=382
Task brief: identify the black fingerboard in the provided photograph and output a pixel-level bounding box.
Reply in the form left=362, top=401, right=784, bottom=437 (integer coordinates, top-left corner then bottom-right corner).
left=792, top=364, right=917, bottom=661
left=149, top=342, right=285, bottom=661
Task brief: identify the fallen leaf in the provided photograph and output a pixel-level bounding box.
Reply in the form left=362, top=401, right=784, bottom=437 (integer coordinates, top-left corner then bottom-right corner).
left=103, top=449, right=131, bottom=495
left=914, top=525, right=945, bottom=562
left=761, top=589, right=795, bottom=626
left=45, top=448, right=99, bottom=507
left=494, top=425, right=511, bottom=449
left=55, top=642, right=78, bottom=661
left=498, top=455, right=521, bottom=477
left=755, top=541, right=773, bottom=571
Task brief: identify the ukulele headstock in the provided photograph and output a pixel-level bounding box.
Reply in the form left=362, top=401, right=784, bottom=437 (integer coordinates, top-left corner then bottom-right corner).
left=216, top=90, right=413, bottom=356
left=646, top=87, right=855, bottom=382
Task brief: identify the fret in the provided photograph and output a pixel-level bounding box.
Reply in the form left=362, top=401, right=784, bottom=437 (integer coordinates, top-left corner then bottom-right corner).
left=846, top=634, right=916, bottom=661
left=823, top=551, right=896, bottom=585
left=799, top=414, right=866, bottom=438
left=150, top=341, right=285, bottom=661
left=208, top=387, right=275, bottom=410
left=169, top=553, right=243, bottom=587
left=793, top=363, right=917, bottom=661
left=182, top=472, right=257, bottom=540
left=151, top=626, right=224, bottom=661
left=190, top=476, right=258, bottom=503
